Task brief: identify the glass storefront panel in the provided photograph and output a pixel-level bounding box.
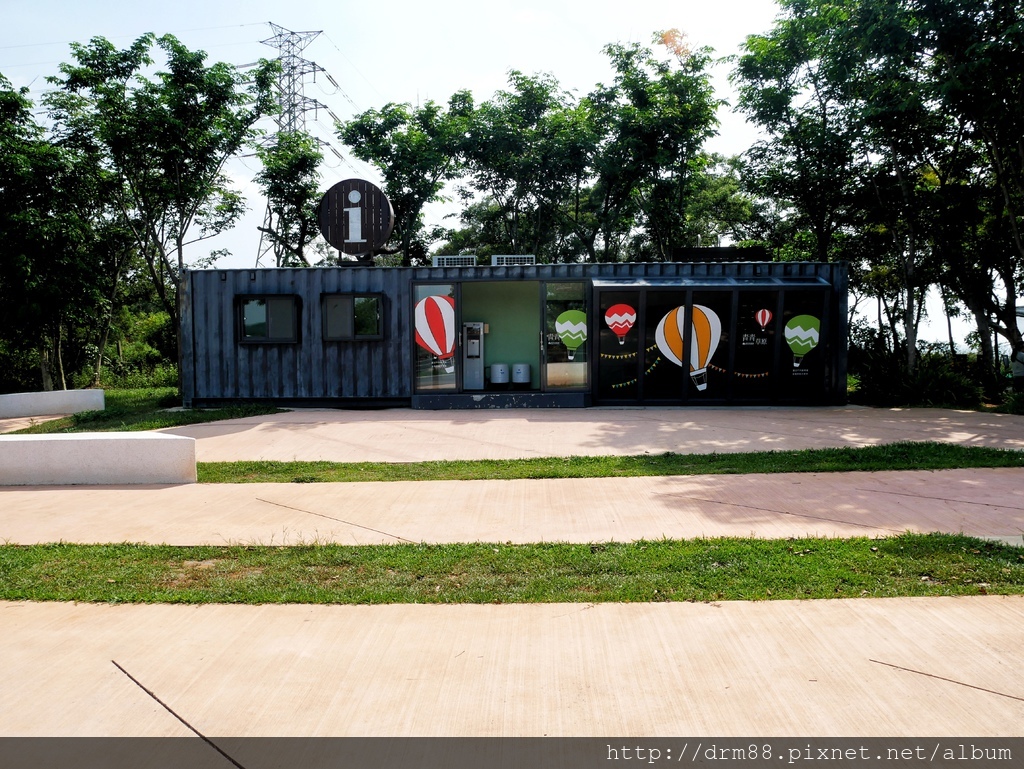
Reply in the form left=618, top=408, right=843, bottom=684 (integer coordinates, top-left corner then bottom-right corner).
left=732, top=290, right=779, bottom=401
left=597, top=291, right=641, bottom=401
left=780, top=291, right=827, bottom=401
left=413, top=284, right=457, bottom=391
left=687, top=291, right=732, bottom=400
left=544, top=282, right=588, bottom=390
left=643, top=291, right=687, bottom=402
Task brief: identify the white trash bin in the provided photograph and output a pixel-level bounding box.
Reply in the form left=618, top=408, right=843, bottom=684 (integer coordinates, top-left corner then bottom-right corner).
left=490, top=363, right=509, bottom=388
left=511, top=363, right=531, bottom=389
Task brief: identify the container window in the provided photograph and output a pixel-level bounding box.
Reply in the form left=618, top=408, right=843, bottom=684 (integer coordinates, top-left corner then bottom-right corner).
left=323, top=294, right=383, bottom=341
left=239, top=296, right=299, bottom=343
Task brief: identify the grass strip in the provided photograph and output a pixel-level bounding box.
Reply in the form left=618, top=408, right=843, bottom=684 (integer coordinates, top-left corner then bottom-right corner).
left=2, top=534, right=1021, bottom=605
left=13, top=388, right=282, bottom=434
left=197, top=441, right=1024, bottom=483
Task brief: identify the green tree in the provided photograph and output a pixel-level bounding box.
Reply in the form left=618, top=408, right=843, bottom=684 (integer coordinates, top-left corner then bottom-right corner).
left=732, top=0, right=864, bottom=263
left=0, top=75, right=108, bottom=391
left=592, top=33, right=721, bottom=261
left=338, top=93, right=472, bottom=265
left=45, top=34, right=277, bottom=354
left=255, top=130, right=324, bottom=267
left=916, top=0, right=1024, bottom=360
left=461, top=71, right=594, bottom=261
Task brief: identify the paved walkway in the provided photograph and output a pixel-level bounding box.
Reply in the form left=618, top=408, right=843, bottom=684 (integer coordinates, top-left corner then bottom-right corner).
left=0, top=413, right=65, bottom=433
left=3, top=406, right=1024, bottom=738
left=3, top=469, right=1024, bottom=546
left=163, top=406, right=1024, bottom=462
left=3, top=597, right=1022, bottom=737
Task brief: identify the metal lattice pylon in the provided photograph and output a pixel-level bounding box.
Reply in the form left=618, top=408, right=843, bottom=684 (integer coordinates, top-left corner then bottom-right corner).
left=256, top=23, right=328, bottom=267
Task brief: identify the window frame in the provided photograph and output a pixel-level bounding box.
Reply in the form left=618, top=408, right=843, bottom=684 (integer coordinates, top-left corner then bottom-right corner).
left=236, top=294, right=302, bottom=344
left=321, top=292, right=385, bottom=342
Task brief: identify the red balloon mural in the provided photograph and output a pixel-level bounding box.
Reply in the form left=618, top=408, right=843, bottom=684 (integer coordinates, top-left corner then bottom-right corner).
left=755, top=308, right=773, bottom=332
left=415, top=295, right=456, bottom=363
left=604, top=303, right=637, bottom=345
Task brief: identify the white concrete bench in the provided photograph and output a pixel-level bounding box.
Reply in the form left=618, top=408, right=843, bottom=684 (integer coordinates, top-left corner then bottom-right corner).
left=0, top=389, right=104, bottom=418
left=0, top=433, right=196, bottom=485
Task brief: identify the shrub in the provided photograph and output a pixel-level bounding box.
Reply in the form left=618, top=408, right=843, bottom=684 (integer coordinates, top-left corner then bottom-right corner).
left=849, top=331, right=982, bottom=409
left=71, top=363, right=178, bottom=390
left=995, top=391, right=1024, bottom=415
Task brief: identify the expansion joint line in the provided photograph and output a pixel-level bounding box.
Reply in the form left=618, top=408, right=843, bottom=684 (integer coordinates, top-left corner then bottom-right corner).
left=668, top=495, right=902, bottom=534
left=254, top=497, right=418, bottom=543
left=111, top=660, right=248, bottom=768
left=869, top=658, right=1024, bottom=702
left=855, top=487, right=1024, bottom=512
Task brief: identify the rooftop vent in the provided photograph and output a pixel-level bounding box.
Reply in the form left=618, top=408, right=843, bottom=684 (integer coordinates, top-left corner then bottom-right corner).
left=491, top=254, right=536, bottom=266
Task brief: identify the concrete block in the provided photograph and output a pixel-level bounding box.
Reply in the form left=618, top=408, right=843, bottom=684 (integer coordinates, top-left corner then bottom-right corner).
left=0, top=389, right=105, bottom=418
left=0, top=432, right=196, bottom=485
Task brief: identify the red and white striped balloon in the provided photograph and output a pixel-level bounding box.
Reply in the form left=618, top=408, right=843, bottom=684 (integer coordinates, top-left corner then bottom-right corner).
left=415, top=295, right=456, bottom=360
left=755, top=308, right=773, bottom=332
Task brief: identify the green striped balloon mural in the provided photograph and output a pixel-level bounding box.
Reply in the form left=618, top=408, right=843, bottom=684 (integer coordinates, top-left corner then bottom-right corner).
left=784, top=315, right=820, bottom=368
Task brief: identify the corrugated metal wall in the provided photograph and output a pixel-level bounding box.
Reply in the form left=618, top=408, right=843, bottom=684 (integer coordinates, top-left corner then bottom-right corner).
left=183, top=267, right=412, bottom=405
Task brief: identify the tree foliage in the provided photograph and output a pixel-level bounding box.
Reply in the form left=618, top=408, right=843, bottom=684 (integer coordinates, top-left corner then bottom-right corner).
left=339, top=95, right=472, bottom=266
left=255, top=130, right=323, bottom=267
left=45, top=34, right=277, bottom=339
left=732, top=0, right=1024, bottom=387
left=338, top=32, right=739, bottom=265
left=0, top=76, right=110, bottom=390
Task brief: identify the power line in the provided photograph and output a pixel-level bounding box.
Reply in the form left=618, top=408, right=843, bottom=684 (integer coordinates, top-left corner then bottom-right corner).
left=0, top=22, right=269, bottom=51
left=320, top=31, right=387, bottom=102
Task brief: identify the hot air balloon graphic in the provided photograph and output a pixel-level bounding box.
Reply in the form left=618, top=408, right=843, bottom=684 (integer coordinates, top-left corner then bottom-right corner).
left=604, top=303, right=636, bottom=345
left=755, top=308, right=773, bottom=332
left=784, top=314, right=820, bottom=367
left=655, top=304, right=722, bottom=391
left=555, top=309, right=588, bottom=360
left=415, top=295, right=456, bottom=373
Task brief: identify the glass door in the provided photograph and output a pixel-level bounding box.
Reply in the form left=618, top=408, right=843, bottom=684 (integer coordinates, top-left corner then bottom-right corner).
left=542, top=281, right=589, bottom=391
left=412, top=283, right=458, bottom=392
left=597, top=290, right=642, bottom=402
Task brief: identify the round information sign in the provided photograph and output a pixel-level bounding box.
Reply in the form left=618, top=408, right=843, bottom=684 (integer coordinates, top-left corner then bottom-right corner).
left=317, top=179, right=395, bottom=257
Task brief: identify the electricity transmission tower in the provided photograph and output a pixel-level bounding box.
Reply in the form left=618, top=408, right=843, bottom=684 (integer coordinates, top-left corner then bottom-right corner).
left=256, top=23, right=342, bottom=267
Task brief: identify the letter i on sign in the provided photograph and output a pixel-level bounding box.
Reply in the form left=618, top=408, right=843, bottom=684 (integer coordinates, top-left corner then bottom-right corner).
left=345, top=190, right=366, bottom=244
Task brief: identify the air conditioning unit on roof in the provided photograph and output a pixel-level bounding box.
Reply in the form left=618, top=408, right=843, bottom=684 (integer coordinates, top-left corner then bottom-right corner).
left=432, top=255, right=477, bottom=267
left=491, top=255, right=536, bottom=266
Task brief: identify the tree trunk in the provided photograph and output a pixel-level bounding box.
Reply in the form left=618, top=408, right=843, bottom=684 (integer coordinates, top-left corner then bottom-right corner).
left=39, top=337, right=54, bottom=392
left=968, top=299, right=1000, bottom=397
left=940, top=286, right=956, bottom=358
left=92, top=315, right=114, bottom=387
left=56, top=328, right=67, bottom=391
left=902, top=233, right=918, bottom=374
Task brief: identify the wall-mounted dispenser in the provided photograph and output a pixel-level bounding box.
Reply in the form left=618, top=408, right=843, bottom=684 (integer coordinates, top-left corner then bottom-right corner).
left=463, top=322, right=485, bottom=390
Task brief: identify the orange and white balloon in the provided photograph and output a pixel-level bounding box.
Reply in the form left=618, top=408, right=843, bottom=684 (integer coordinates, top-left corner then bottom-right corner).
left=656, top=304, right=722, bottom=391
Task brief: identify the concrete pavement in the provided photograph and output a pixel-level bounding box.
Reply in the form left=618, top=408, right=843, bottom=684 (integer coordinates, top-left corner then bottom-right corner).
left=3, top=598, right=1023, bottom=737
left=3, top=469, right=1024, bottom=546
left=2, top=405, right=1024, bottom=738
left=0, top=413, right=65, bottom=434
left=162, top=406, right=1024, bottom=462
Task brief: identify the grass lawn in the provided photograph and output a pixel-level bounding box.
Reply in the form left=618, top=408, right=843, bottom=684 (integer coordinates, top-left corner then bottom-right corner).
left=198, top=441, right=1024, bottom=483
left=1, top=534, right=1021, bottom=605
left=7, top=389, right=1024, bottom=606
left=11, top=387, right=281, bottom=434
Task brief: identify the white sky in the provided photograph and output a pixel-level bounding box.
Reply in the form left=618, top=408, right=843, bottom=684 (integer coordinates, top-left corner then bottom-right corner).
left=1, top=0, right=978, bottom=345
